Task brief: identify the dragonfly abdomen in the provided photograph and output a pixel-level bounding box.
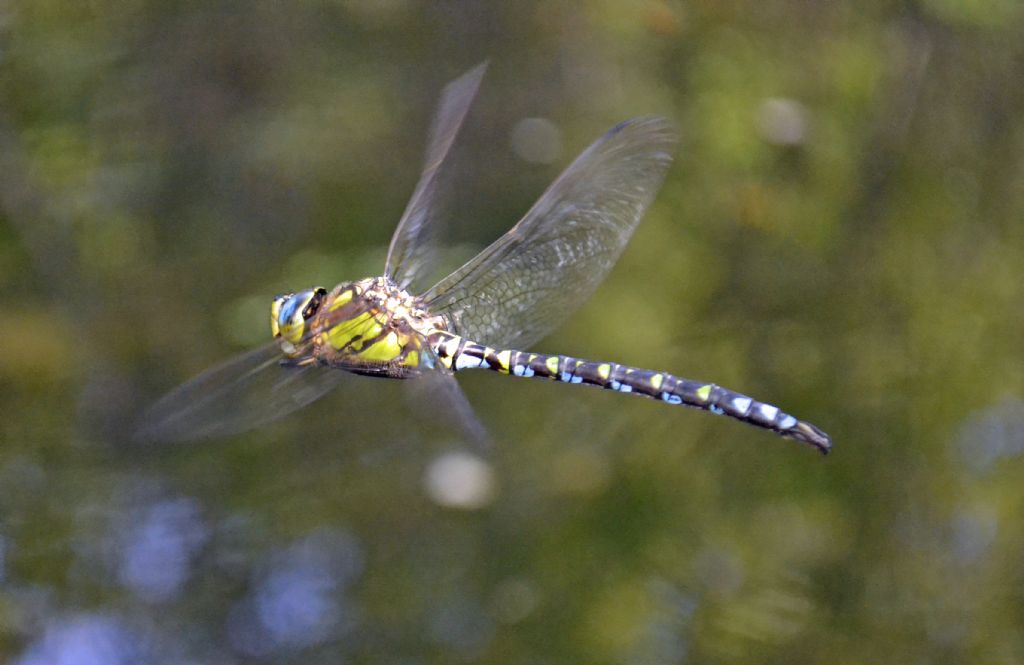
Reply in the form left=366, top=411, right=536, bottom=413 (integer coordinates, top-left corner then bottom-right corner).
left=437, top=334, right=830, bottom=454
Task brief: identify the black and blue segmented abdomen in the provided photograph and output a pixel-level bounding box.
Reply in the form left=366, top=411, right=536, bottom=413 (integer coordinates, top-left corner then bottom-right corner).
left=438, top=335, right=831, bottom=454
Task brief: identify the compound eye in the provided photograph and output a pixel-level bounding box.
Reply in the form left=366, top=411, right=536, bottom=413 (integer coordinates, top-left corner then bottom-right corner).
left=273, top=289, right=321, bottom=345
left=301, top=287, right=327, bottom=320
left=270, top=293, right=291, bottom=339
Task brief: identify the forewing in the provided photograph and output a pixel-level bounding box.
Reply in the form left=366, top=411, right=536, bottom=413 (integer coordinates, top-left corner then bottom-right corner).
left=134, top=344, right=346, bottom=443
left=385, top=62, right=487, bottom=291
left=423, top=117, right=677, bottom=349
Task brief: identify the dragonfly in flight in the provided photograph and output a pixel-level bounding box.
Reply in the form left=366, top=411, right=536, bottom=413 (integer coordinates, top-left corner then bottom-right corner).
left=137, top=63, right=832, bottom=454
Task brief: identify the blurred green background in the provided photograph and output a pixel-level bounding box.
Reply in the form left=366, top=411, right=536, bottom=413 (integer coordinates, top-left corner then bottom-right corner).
left=2, top=1, right=1023, bottom=663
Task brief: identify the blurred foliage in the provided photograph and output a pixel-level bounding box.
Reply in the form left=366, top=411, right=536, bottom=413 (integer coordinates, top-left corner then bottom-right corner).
left=2, top=1, right=1024, bottom=663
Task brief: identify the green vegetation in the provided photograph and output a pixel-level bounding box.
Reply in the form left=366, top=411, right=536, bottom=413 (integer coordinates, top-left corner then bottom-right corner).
left=1, top=2, right=1022, bottom=663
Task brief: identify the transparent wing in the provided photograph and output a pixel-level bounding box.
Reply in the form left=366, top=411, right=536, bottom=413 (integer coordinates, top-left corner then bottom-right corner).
left=409, top=350, right=491, bottom=452
left=385, top=62, right=487, bottom=291
left=423, top=117, right=677, bottom=349
left=133, top=338, right=480, bottom=446
left=134, top=344, right=347, bottom=443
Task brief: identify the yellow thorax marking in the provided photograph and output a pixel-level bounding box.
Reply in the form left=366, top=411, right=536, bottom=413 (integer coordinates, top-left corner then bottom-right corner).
left=326, top=311, right=382, bottom=351
left=328, top=288, right=355, bottom=311
left=357, top=331, right=404, bottom=362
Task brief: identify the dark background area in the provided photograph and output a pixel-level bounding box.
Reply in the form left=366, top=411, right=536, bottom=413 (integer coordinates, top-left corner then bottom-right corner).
left=1, top=1, right=1023, bottom=663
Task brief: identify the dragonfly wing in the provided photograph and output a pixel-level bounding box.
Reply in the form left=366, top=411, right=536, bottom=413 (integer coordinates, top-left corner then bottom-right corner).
left=409, top=352, right=491, bottom=452
left=385, top=62, right=487, bottom=292
left=423, top=117, right=677, bottom=349
left=134, top=344, right=346, bottom=443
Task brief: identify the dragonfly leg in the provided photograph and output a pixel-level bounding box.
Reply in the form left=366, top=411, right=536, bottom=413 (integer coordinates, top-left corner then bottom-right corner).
left=280, top=357, right=318, bottom=368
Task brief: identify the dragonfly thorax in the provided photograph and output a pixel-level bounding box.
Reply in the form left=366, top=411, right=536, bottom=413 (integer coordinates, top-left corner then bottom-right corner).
left=275, top=277, right=447, bottom=375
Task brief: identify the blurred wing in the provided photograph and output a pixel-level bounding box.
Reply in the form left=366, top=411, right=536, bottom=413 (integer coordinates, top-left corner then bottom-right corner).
left=423, top=117, right=677, bottom=349
left=409, top=350, right=491, bottom=451
left=385, top=62, right=487, bottom=291
left=134, top=344, right=346, bottom=443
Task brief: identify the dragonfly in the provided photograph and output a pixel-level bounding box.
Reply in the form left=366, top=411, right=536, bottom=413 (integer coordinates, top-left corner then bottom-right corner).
left=137, top=63, right=832, bottom=454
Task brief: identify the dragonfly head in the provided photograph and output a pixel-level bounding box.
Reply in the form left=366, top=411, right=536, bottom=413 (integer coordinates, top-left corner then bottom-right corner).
left=271, top=287, right=327, bottom=355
